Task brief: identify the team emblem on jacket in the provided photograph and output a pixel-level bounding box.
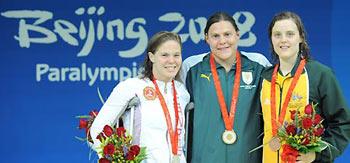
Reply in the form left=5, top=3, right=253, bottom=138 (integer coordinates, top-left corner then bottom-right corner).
left=288, top=93, right=304, bottom=108
left=242, top=71, right=253, bottom=85
left=143, top=86, right=156, bottom=100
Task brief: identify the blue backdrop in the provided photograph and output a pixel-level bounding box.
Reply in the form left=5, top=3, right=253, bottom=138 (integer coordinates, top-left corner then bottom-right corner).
left=1, top=0, right=349, bottom=162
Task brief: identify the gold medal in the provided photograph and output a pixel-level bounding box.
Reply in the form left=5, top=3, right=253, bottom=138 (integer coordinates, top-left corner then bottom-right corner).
left=222, top=130, right=237, bottom=144
left=210, top=52, right=242, bottom=146
left=172, top=155, right=180, bottom=163
left=269, top=136, right=281, bottom=152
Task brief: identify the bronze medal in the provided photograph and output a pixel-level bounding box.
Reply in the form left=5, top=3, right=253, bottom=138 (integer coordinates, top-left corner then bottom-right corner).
left=222, top=130, right=237, bottom=144
left=269, top=136, right=281, bottom=152
left=172, top=155, right=180, bottom=163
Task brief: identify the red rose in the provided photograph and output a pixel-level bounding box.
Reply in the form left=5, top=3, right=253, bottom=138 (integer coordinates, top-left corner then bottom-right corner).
left=103, top=144, right=115, bottom=155
left=116, top=127, right=126, bottom=137
left=281, top=144, right=299, bottom=163
left=313, top=114, right=323, bottom=125
left=99, top=158, right=111, bottom=163
left=103, top=125, right=114, bottom=137
left=304, top=104, right=313, bottom=115
left=79, top=119, right=88, bottom=129
left=130, top=145, right=141, bottom=155
left=290, top=110, right=297, bottom=120
left=314, top=127, right=325, bottom=136
left=286, top=124, right=297, bottom=135
left=302, top=117, right=313, bottom=129
left=89, top=110, right=99, bottom=117
left=96, top=133, right=106, bottom=142
left=302, top=137, right=310, bottom=145
left=126, top=150, right=136, bottom=160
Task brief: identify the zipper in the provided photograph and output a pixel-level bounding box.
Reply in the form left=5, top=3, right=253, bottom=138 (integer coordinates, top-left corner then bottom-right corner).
left=277, top=82, right=282, bottom=163
left=276, top=75, right=292, bottom=163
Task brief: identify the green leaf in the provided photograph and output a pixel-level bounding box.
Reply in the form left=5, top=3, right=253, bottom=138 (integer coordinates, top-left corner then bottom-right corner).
left=75, top=115, right=90, bottom=119
left=319, top=141, right=329, bottom=151
left=249, top=144, right=264, bottom=153
left=75, top=136, right=87, bottom=141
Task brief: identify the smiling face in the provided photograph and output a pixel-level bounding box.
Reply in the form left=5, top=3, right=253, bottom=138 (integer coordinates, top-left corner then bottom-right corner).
left=271, top=19, right=302, bottom=62
left=149, top=40, right=182, bottom=82
left=205, top=20, right=239, bottom=65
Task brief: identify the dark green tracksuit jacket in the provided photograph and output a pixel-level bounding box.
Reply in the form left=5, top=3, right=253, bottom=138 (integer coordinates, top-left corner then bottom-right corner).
left=186, top=53, right=264, bottom=163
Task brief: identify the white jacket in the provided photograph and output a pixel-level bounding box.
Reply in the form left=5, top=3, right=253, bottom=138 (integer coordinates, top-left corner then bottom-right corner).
left=90, top=77, right=190, bottom=163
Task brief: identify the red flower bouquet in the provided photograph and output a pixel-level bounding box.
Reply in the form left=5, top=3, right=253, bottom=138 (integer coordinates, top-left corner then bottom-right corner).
left=77, top=111, right=147, bottom=163
left=277, top=103, right=328, bottom=162
left=76, top=110, right=99, bottom=142
left=95, top=125, right=147, bottom=163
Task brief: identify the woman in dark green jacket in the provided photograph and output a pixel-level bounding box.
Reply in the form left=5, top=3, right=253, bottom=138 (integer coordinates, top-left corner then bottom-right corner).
left=185, top=11, right=269, bottom=163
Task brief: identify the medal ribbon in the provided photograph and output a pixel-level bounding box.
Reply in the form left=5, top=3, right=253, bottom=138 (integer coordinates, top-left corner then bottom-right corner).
left=152, top=79, right=179, bottom=155
left=210, top=51, right=241, bottom=131
left=270, top=59, right=306, bottom=136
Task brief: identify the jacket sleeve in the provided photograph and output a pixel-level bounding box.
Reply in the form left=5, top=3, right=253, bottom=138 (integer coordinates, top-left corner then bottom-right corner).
left=315, top=68, right=350, bottom=162
left=185, top=68, right=194, bottom=162
left=177, top=82, right=190, bottom=158
left=89, top=79, right=138, bottom=154
left=185, top=69, right=194, bottom=102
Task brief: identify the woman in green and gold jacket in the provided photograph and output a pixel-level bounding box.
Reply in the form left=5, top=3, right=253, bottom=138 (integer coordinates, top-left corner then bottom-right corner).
left=261, top=11, right=350, bottom=163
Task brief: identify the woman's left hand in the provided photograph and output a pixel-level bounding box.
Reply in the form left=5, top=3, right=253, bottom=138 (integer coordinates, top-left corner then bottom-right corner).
left=296, top=152, right=315, bottom=163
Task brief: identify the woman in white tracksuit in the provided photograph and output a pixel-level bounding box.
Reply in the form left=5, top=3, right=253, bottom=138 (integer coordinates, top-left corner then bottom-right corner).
left=90, top=31, right=190, bottom=163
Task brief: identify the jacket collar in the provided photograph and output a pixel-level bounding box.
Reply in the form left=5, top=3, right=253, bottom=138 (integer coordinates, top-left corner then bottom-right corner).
left=287, top=56, right=304, bottom=76
left=262, top=55, right=306, bottom=81
left=201, top=51, right=254, bottom=72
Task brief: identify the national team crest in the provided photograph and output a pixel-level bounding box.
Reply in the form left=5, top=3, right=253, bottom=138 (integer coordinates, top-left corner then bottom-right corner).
left=289, top=93, right=304, bottom=108
left=143, top=86, right=156, bottom=100
left=242, top=71, right=253, bottom=85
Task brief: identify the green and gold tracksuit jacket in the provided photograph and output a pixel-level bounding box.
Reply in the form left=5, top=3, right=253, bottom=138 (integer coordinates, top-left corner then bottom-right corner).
left=261, top=57, right=350, bottom=163
left=186, top=53, right=264, bottom=163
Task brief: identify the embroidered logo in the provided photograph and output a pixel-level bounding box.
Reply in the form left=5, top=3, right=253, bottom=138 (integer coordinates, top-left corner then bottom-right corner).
left=288, top=93, right=304, bottom=108
left=241, top=71, right=256, bottom=89
left=292, top=93, right=303, bottom=101
left=143, top=86, right=156, bottom=100
left=264, top=98, right=270, bottom=105
left=200, top=73, right=211, bottom=82
left=242, top=71, right=253, bottom=85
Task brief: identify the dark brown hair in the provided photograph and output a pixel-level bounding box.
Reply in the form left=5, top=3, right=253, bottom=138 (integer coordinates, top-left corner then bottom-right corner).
left=204, top=11, right=239, bottom=35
